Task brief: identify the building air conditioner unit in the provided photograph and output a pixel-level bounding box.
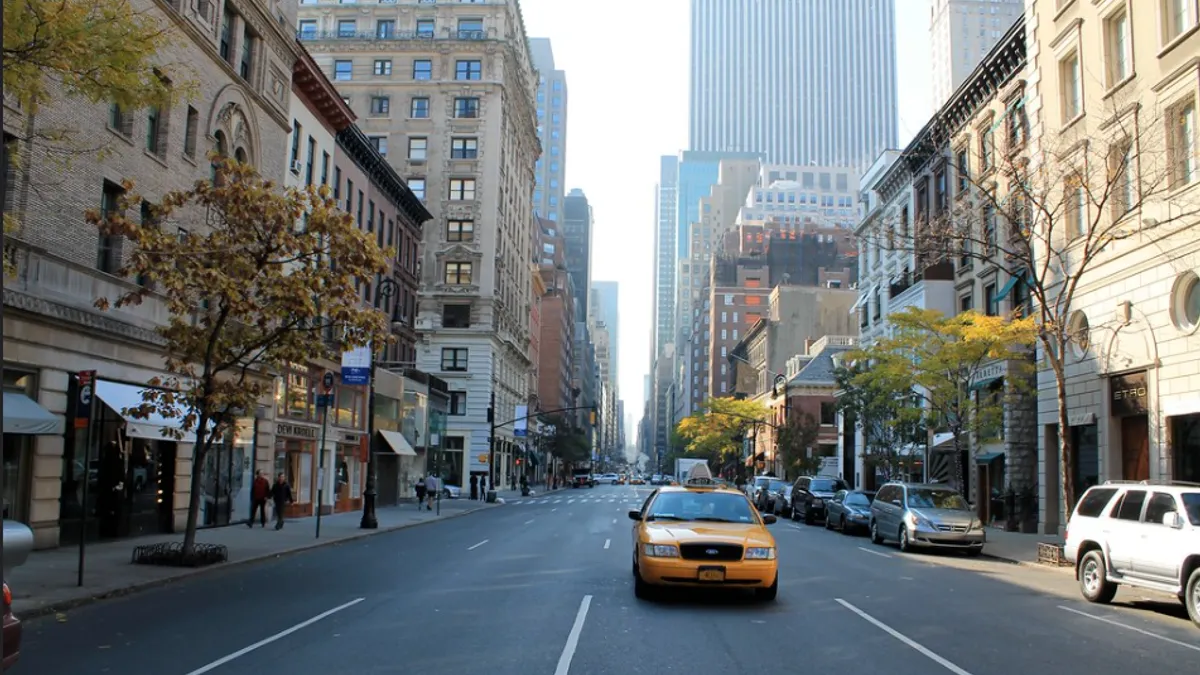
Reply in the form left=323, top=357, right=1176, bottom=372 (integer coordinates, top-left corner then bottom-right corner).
left=290, top=160, right=303, bottom=175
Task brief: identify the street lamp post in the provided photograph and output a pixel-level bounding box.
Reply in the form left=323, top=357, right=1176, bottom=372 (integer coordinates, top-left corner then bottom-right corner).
left=361, top=276, right=398, bottom=530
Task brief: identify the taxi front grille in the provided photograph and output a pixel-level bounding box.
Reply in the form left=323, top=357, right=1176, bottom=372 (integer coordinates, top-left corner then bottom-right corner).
left=679, top=543, right=743, bottom=561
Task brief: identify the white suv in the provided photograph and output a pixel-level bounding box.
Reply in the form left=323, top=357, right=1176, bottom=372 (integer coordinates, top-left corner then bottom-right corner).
left=1063, top=480, right=1200, bottom=629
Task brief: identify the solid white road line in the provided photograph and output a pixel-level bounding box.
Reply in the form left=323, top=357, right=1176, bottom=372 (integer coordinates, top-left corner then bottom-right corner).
left=554, top=595, right=593, bottom=675
left=524, top=519, right=535, bottom=525
left=835, top=599, right=974, bottom=675
left=858, top=546, right=893, bottom=559
left=603, top=539, right=611, bottom=549
left=1057, top=605, right=1200, bottom=653
left=184, top=598, right=364, bottom=675
left=467, top=539, right=489, bottom=551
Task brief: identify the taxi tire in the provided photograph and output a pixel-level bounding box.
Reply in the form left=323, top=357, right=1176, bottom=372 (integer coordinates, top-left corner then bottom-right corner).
left=633, top=565, right=654, bottom=600
left=755, top=576, right=779, bottom=602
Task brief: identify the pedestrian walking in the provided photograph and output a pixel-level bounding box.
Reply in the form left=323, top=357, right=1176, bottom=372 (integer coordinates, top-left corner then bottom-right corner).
left=414, top=476, right=427, bottom=509
left=424, top=473, right=437, bottom=511
left=248, top=470, right=270, bottom=528
left=469, top=474, right=479, bottom=501
left=479, top=475, right=487, bottom=500
left=270, top=473, right=293, bottom=530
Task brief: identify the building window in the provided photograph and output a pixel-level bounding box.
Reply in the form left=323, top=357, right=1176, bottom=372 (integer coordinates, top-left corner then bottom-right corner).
left=455, top=60, right=482, bottom=81
left=370, top=96, right=390, bottom=116
left=1059, top=51, right=1083, bottom=122
left=819, top=402, right=837, bottom=426
left=305, top=136, right=316, bottom=185
left=219, top=9, right=232, bottom=59
left=448, top=178, right=476, bottom=200
left=960, top=294, right=974, bottom=312
left=413, top=59, right=432, bottom=80
left=450, top=137, right=478, bottom=159
left=277, top=366, right=315, bottom=421
left=985, top=283, right=999, bottom=316
left=980, top=126, right=995, bottom=171
left=441, top=348, right=469, bottom=371
left=239, top=27, right=255, bottom=80
left=97, top=181, right=124, bottom=273
left=443, top=304, right=471, bottom=328
left=444, top=261, right=473, bottom=285
left=408, top=137, right=427, bottom=160
left=410, top=97, right=430, bottom=118
left=447, top=219, right=474, bottom=242
left=376, top=19, right=395, bottom=39
left=369, top=136, right=388, bottom=156
left=373, top=59, right=392, bottom=76
left=416, top=19, right=435, bottom=37
left=337, top=19, right=356, bottom=37
left=955, top=146, right=970, bottom=192
left=108, top=103, right=131, bottom=136
left=334, top=60, right=352, bottom=80
left=298, top=19, right=317, bottom=38
left=457, top=18, right=483, bottom=38
left=183, top=106, right=199, bottom=158
left=1111, top=138, right=1136, bottom=217
left=1065, top=173, right=1086, bottom=239
left=454, top=97, right=480, bottom=118
left=407, top=178, right=425, bottom=200
left=1170, top=98, right=1197, bottom=188
left=1006, top=98, right=1028, bottom=150
left=983, top=205, right=997, bottom=254
left=1105, top=8, right=1130, bottom=87
left=449, top=391, right=467, bottom=415
left=145, top=104, right=164, bottom=156
left=1163, top=0, right=1197, bottom=44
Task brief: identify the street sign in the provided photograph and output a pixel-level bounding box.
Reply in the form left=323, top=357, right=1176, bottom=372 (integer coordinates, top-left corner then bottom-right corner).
left=316, top=393, right=334, bottom=408
left=514, top=405, right=528, bottom=437
left=341, top=345, right=371, bottom=386
left=75, top=370, right=96, bottom=429
left=478, top=453, right=489, bottom=464
left=322, top=371, right=335, bottom=393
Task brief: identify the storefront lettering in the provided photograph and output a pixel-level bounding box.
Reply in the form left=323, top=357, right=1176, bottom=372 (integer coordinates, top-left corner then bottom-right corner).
left=276, top=423, right=319, bottom=440
left=1109, top=371, right=1148, bottom=417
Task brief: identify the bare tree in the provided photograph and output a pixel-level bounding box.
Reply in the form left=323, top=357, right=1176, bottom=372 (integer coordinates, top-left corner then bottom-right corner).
left=866, top=93, right=1200, bottom=522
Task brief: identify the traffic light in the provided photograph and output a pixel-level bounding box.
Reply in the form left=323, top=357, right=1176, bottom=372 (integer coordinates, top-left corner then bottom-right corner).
left=515, top=458, right=522, bottom=466
left=589, top=409, right=597, bottom=426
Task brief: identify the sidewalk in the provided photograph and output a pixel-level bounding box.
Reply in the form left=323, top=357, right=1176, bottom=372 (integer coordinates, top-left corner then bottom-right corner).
left=983, top=527, right=1067, bottom=567
left=9, top=498, right=492, bottom=619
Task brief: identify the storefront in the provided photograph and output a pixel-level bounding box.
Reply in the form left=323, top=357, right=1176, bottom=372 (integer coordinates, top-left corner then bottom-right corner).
left=332, top=431, right=364, bottom=513
left=274, top=422, right=318, bottom=518
left=3, top=371, right=65, bottom=524
left=199, top=417, right=258, bottom=528
left=1110, top=370, right=1150, bottom=481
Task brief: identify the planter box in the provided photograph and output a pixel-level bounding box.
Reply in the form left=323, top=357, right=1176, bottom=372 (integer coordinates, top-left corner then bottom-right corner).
left=1036, top=542, right=1073, bottom=567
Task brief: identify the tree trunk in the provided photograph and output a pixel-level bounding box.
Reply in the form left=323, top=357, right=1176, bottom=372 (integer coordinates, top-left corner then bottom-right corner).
left=181, top=414, right=211, bottom=556
left=1055, top=363, right=1075, bottom=532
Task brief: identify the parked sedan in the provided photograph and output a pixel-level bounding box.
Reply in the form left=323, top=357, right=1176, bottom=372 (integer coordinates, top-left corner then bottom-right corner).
left=772, top=484, right=794, bottom=518
left=824, top=490, right=876, bottom=533
left=790, top=476, right=849, bottom=524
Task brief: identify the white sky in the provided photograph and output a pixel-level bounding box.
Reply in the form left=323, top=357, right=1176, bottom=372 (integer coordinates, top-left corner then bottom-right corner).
left=518, top=0, right=933, bottom=429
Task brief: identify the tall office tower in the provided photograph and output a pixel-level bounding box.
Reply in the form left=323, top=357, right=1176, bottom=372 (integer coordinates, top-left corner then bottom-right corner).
left=591, top=281, right=620, bottom=384
left=688, top=0, right=898, bottom=170
left=930, top=0, right=1025, bottom=107
left=563, top=189, right=593, bottom=322
left=652, top=155, right=680, bottom=363
left=529, top=38, right=568, bottom=223
left=298, top=0, right=540, bottom=488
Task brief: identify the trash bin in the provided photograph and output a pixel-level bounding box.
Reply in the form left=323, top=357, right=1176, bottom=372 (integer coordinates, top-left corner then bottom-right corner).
left=486, top=489, right=497, bottom=503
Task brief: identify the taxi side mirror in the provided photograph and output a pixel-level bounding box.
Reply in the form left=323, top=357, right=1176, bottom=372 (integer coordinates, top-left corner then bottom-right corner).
left=762, top=514, right=777, bottom=525
left=627, top=510, right=641, bottom=521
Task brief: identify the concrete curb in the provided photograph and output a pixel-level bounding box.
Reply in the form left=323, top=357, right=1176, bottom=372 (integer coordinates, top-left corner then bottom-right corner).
left=19, top=504, right=494, bottom=621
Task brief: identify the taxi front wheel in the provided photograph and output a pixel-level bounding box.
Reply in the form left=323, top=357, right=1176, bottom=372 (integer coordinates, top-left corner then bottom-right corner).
left=633, top=565, right=654, bottom=600
left=755, top=575, right=778, bottom=602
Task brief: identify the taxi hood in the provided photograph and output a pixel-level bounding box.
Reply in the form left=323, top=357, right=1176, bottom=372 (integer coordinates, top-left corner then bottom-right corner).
left=643, top=521, right=775, bottom=548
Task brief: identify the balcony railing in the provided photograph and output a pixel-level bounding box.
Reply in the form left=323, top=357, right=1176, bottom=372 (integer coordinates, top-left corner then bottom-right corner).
left=299, top=30, right=489, bottom=42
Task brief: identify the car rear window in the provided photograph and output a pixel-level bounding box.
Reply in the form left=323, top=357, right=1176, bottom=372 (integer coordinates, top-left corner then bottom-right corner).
left=811, top=478, right=846, bottom=492
left=1075, top=488, right=1117, bottom=518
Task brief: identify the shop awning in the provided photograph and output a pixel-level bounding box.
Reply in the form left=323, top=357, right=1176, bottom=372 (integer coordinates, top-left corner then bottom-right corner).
left=969, top=376, right=1003, bottom=392
left=3, top=391, right=65, bottom=435
left=975, top=452, right=1004, bottom=465
left=378, top=429, right=417, bottom=456
left=96, top=380, right=192, bottom=442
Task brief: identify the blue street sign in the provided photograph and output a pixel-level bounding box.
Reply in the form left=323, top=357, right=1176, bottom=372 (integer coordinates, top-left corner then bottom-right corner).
left=316, top=393, right=334, bottom=408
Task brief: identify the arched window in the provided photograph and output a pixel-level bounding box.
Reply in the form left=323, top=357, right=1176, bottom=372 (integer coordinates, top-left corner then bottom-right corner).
left=234, top=147, right=247, bottom=164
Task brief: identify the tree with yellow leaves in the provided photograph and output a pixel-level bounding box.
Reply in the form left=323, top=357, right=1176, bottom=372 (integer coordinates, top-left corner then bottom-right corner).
left=89, top=158, right=393, bottom=557
left=675, top=397, right=770, bottom=470
left=844, top=308, right=1036, bottom=492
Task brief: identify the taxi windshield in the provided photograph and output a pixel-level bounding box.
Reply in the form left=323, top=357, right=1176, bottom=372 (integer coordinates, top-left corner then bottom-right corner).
left=646, top=491, right=756, bottom=524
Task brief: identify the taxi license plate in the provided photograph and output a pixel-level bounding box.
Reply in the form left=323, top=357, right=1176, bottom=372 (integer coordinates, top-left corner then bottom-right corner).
left=698, top=567, right=726, bottom=582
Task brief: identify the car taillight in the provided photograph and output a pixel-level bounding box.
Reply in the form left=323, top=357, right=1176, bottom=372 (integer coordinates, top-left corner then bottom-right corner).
left=2, top=583, right=10, bottom=608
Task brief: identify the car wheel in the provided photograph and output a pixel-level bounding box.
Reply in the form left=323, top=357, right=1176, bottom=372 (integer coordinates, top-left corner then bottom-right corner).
left=1186, top=568, right=1200, bottom=629
left=805, top=509, right=815, bottom=525
left=870, top=520, right=883, bottom=544
left=824, top=515, right=832, bottom=530
left=1078, top=550, right=1117, bottom=604
left=633, top=565, right=653, bottom=600
left=839, top=516, right=847, bottom=533
left=442, top=489, right=451, bottom=499
left=790, top=506, right=799, bottom=521
left=898, top=527, right=912, bottom=553
left=755, top=575, right=779, bottom=602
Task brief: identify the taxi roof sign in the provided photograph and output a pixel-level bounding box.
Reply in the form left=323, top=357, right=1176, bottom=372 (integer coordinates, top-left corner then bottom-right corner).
left=684, top=462, right=715, bottom=486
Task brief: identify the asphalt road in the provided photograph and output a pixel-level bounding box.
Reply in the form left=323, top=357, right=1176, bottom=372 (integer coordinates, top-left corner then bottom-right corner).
left=19, top=485, right=1200, bottom=675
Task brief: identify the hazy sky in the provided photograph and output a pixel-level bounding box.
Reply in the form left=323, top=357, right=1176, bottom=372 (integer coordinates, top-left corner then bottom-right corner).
left=517, top=0, right=934, bottom=431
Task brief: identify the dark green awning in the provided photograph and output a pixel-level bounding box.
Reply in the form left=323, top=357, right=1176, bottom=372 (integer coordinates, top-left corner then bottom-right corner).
left=995, top=273, right=1022, bottom=301
left=969, top=376, right=1003, bottom=391
left=975, top=452, right=1004, bottom=465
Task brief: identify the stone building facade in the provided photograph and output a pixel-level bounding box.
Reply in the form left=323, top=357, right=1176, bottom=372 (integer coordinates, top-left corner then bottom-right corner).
left=2, top=0, right=302, bottom=548
left=297, top=0, right=540, bottom=489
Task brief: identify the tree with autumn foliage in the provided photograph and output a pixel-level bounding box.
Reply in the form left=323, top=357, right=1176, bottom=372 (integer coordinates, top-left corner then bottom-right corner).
left=843, top=308, right=1036, bottom=491
left=774, top=413, right=821, bottom=478
left=834, top=358, right=927, bottom=482
left=88, top=158, right=392, bottom=556
left=675, top=397, right=770, bottom=468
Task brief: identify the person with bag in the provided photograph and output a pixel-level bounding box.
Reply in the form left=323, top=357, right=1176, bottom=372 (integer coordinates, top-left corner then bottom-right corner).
left=248, top=470, right=271, bottom=528
left=270, top=473, right=293, bottom=530
left=414, top=476, right=427, bottom=509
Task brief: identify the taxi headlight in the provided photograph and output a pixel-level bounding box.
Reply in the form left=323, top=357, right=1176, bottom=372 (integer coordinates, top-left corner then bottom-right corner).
left=745, top=547, right=776, bottom=560
left=642, top=544, right=679, bottom=558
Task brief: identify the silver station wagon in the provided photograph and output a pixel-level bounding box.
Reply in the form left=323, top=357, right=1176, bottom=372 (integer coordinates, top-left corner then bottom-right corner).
left=868, top=482, right=985, bottom=555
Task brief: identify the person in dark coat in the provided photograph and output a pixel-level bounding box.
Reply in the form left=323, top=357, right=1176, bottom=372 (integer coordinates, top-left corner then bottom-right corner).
left=469, top=474, right=479, bottom=500
left=248, top=470, right=270, bottom=528
left=414, top=476, right=427, bottom=508
left=270, top=473, right=293, bottom=530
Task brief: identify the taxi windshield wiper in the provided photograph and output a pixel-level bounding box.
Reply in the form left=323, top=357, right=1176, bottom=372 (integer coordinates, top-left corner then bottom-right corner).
left=646, top=514, right=687, bottom=521
left=692, top=516, right=738, bottom=523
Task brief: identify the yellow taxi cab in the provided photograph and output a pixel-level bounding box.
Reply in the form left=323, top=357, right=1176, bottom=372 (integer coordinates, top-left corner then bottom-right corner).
left=628, top=463, right=779, bottom=601
left=631, top=476, right=645, bottom=485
